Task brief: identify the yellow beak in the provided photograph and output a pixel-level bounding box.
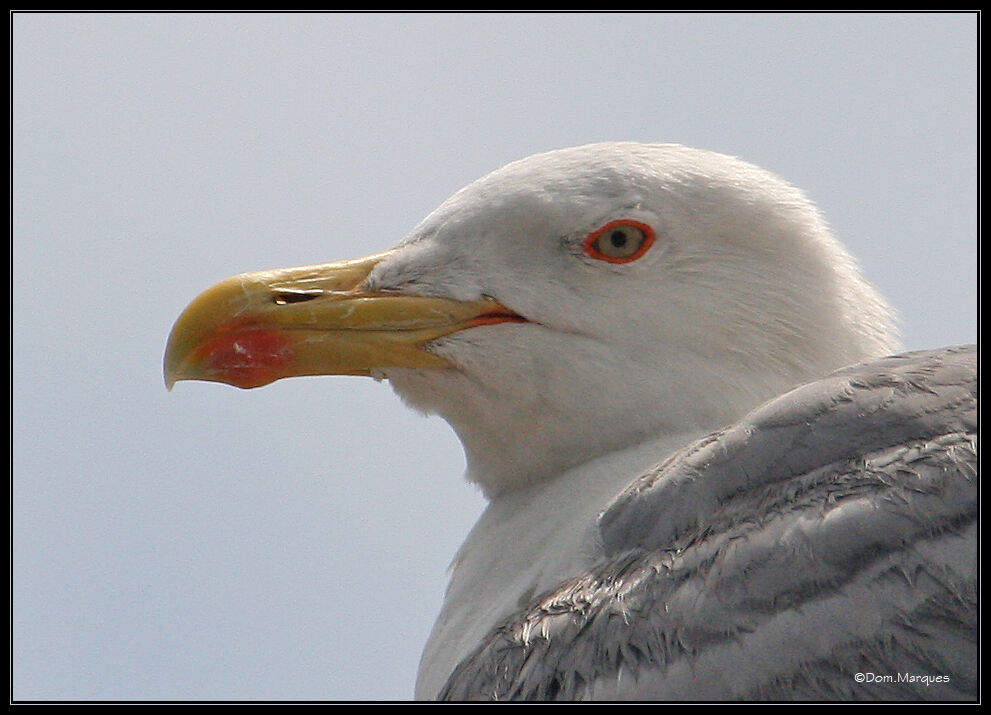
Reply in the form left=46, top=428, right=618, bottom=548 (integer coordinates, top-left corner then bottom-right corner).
left=164, top=249, right=524, bottom=389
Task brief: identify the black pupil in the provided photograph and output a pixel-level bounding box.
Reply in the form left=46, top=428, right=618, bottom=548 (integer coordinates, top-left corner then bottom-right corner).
left=609, top=230, right=628, bottom=248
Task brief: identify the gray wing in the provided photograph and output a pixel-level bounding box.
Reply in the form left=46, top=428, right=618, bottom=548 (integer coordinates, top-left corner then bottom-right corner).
left=439, top=345, right=977, bottom=701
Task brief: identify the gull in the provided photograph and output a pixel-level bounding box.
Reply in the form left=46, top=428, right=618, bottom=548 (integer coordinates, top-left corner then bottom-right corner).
left=165, top=143, right=976, bottom=700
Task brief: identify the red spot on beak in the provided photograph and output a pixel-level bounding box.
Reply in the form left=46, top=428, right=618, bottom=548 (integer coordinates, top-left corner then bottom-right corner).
left=195, top=325, right=295, bottom=389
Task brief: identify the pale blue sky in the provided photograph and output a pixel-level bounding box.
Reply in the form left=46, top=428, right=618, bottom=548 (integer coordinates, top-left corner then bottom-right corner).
left=12, top=12, right=976, bottom=701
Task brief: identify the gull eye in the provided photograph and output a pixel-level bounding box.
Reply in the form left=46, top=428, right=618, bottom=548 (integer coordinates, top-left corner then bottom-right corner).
left=583, top=220, right=656, bottom=263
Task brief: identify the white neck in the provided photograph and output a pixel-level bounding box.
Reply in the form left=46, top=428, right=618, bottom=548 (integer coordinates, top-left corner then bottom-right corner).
left=414, top=428, right=705, bottom=700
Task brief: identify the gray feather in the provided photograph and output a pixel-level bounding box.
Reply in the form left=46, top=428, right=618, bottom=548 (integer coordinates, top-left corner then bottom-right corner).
left=438, top=346, right=977, bottom=701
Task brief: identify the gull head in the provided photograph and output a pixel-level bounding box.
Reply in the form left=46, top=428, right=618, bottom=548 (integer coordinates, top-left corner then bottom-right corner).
left=166, top=143, right=899, bottom=496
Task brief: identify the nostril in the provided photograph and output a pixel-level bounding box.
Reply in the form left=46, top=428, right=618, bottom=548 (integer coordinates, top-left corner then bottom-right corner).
left=272, top=291, right=320, bottom=305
